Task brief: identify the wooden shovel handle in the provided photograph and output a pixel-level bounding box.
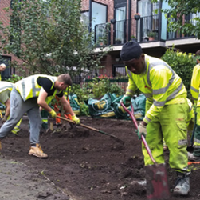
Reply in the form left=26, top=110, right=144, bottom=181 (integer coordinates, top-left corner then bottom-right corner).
left=56, top=115, right=97, bottom=131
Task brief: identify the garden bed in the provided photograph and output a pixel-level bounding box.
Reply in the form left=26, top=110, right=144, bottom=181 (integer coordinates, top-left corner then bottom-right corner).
left=1, top=116, right=200, bottom=200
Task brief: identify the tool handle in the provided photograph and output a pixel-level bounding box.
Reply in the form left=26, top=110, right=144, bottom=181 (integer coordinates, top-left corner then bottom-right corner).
left=141, top=135, right=156, bottom=163
left=57, top=115, right=97, bottom=131
left=120, top=102, right=138, bottom=130
left=120, top=102, right=155, bottom=163
left=188, top=162, right=200, bottom=165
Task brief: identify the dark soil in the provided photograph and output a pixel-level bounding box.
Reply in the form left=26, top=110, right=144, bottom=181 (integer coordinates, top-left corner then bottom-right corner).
left=1, top=116, right=200, bottom=200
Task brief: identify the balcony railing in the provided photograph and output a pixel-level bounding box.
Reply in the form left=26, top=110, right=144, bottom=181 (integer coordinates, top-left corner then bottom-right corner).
left=94, top=15, right=196, bottom=47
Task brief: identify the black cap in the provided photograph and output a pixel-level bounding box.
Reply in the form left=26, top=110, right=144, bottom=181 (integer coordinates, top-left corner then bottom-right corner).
left=120, top=41, right=143, bottom=61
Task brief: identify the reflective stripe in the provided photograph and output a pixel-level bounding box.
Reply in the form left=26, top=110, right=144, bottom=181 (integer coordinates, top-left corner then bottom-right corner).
left=145, top=116, right=151, bottom=122
left=32, top=77, right=40, bottom=97
left=152, top=72, right=175, bottom=95
left=127, top=89, right=134, bottom=94
left=153, top=101, right=165, bottom=107
left=194, top=138, right=200, bottom=144
left=144, top=93, right=152, bottom=98
left=126, top=69, right=134, bottom=82
left=147, top=61, right=175, bottom=92
left=190, top=86, right=199, bottom=93
left=198, top=94, right=200, bottom=98
left=0, top=82, right=14, bottom=92
left=22, top=80, right=26, bottom=100
left=152, top=82, right=183, bottom=107
left=166, top=82, right=183, bottom=102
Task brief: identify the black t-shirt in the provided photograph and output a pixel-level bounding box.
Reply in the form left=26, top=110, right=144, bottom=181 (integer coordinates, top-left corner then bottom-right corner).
left=37, top=77, right=63, bottom=98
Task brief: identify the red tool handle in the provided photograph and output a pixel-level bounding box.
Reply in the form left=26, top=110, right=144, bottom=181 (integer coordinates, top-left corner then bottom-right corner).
left=120, top=102, right=155, bottom=163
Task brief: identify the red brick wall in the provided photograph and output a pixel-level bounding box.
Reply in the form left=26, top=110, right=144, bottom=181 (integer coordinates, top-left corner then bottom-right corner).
left=81, top=0, right=139, bottom=77
left=0, top=0, right=23, bottom=76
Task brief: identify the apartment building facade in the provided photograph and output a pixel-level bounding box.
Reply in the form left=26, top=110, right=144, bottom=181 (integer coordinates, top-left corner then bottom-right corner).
left=81, top=0, right=200, bottom=78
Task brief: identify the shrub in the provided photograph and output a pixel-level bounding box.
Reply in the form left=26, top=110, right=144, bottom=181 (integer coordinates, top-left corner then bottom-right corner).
left=162, top=48, right=196, bottom=97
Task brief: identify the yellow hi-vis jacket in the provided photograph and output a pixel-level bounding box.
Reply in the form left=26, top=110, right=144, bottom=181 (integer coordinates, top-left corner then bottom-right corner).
left=0, top=81, right=14, bottom=93
left=125, top=54, right=187, bottom=123
left=15, top=74, right=62, bottom=103
left=190, top=63, right=200, bottom=106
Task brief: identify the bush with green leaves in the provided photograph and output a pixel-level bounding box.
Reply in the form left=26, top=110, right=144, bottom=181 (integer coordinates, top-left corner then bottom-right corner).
left=71, top=78, right=124, bottom=102
left=162, top=48, right=196, bottom=97
left=6, top=74, right=23, bottom=83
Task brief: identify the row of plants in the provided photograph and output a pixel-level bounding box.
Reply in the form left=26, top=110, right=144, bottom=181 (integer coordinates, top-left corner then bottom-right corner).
left=71, top=78, right=125, bottom=103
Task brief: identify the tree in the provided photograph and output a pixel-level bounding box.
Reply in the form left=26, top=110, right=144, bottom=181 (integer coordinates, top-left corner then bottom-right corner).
left=0, top=0, right=109, bottom=78
left=152, top=0, right=200, bottom=38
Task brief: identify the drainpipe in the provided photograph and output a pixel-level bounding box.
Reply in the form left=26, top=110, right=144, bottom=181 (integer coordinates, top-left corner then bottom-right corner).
left=128, top=0, right=131, bottom=41
left=89, top=0, right=92, bottom=33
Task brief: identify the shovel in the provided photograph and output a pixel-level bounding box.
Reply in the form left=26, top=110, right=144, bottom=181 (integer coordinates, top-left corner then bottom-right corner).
left=57, top=115, right=124, bottom=144
left=120, top=102, right=171, bottom=200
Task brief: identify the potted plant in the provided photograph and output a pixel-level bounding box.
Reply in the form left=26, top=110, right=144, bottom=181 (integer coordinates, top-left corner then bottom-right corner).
left=131, top=35, right=136, bottom=42
left=134, top=13, right=140, bottom=20
left=147, top=31, right=156, bottom=41
left=115, top=38, right=122, bottom=45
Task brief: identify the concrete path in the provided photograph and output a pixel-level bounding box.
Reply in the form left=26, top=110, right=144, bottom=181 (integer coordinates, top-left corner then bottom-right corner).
left=0, top=155, right=70, bottom=200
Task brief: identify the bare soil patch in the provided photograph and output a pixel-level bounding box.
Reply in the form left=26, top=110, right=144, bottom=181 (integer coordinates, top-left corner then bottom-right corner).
left=1, top=117, right=200, bottom=200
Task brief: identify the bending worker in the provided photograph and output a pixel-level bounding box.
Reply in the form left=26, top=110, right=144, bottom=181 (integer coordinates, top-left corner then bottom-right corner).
left=190, top=50, right=200, bottom=161
left=0, top=81, right=22, bottom=134
left=120, top=41, right=190, bottom=195
left=0, top=74, right=80, bottom=158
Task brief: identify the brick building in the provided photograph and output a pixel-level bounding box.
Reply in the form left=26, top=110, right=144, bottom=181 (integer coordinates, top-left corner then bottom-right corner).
left=81, top=0, right=200, bottom=78
left=0, top=0, right=200, bottom=80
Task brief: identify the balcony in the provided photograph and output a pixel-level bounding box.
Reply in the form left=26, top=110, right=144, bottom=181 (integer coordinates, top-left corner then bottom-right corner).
left=94, top=15, right=199, bottom=52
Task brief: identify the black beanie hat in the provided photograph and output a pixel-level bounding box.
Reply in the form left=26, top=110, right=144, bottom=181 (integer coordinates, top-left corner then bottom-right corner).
left=120, top=41, right=143, bottom=61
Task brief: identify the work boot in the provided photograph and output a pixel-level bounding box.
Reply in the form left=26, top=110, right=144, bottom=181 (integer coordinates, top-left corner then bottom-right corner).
left=188, top=153, right=200, bottom=161
left=174, top=172, right=190, bottom=195
left=29, top=144, right=48, bottom=158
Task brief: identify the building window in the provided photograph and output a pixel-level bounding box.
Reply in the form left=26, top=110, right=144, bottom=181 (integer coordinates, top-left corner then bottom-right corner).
left=112, top=65, right=126, bottom=77
left=138, top=0, right=159, bottom=40
left=92, top=2, right=108, bottom=44
left=81, top=11, right=89, bottom=27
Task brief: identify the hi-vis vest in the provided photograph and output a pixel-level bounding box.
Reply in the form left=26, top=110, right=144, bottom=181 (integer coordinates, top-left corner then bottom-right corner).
left=125, top=54, right=186, bottom=123
left=0, top=81, right=14, bottom=93
left=15, top=74, right=62, bottom=103
left=190, top=63, right=200, bottom=106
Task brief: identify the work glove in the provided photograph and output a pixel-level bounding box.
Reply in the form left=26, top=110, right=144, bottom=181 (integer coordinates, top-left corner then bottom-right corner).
left=72, top=114, right=80, bottom=125
left=120, top=95, right=131, bottom=107
left=136, top=122, right=147, bottom=139
left=49, top=110, right=57, bottom=118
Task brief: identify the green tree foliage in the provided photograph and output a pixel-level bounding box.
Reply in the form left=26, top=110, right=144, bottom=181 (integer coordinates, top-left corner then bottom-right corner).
left=162, top=47, right=196, bottom=96
left=0, top=0, right=108, bottom=78
left=152, top=0, right=200, bottom=38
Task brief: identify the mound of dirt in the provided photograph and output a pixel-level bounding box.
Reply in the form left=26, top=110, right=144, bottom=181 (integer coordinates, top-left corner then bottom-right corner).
left=1, top=117, right=200, bottom=200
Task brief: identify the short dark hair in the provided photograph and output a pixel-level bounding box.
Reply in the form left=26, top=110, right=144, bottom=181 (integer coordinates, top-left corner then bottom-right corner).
left=57, top=74, right=72, bottom=86
left=120, top=41, right=143, bottom=61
